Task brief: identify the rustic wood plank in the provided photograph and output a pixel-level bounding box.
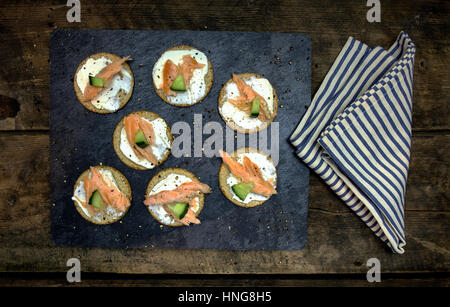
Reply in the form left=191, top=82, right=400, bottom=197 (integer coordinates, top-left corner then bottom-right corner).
left=0, top=0, right=448, bottom=130
left=0, top=212, right=448, bottom=274
left=0, top=134, right=448, bottom=274
left=0, top=274, right=448, bottom=287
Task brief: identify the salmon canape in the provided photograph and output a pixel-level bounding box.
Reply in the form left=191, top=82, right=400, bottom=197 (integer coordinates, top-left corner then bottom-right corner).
left=144, top=168, right=212, bottom=226
left=72, top=166, right=132, bottom=224
left=218, top=73, right=278, bottom=134
left=218, top=148, right=277, bottom=208
left=113, top=111, right=173, bottom=170
left=73, top=52, right=134, bottom=113
left=152, top=45, right=213, bottom=106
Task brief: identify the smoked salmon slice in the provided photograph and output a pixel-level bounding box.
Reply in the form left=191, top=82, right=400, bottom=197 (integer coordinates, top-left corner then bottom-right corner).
left=228, top=74, right=272, bottom=122
left=76, top=167, right=130, bottom=215
left=162, top=59, right=178, bottom=96
left=180, top=55, right=205, bottom=87
left=124, top=114, right=158, bottom=165
left=161, top=55, right=205, bottom=96
left=220, top=150, right=276, bottom=198
left=144, top=182, right=211, bottom=206
left=83, top=56, right=131, bottom=102
left=144, top=181, right=211, bottom=226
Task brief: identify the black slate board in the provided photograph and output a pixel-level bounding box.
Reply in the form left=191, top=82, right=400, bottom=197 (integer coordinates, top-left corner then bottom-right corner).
left=50, top=29, right=311, bottom=250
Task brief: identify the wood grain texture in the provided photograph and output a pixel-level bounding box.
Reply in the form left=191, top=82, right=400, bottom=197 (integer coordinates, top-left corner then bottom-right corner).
left=0, top=273, right=448, bottom=287
left=0, top=0, right=448, bottom=130
left=0, top=134, right=448, bottom=274
left=0, top=0, right=449, bottom=282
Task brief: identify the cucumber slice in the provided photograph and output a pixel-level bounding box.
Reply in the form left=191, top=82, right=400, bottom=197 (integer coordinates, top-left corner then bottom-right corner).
left=250, top=97, right=260, bottom=117
left=135, top=130, right=150, bottom=148
left=170, top=74, right=186, bottom=91
left=167, top=202, right=189, bottom=220
left=88, top=190, right=106, bottom=210
left=232, top=182, right=254, bottom=201
left=89, top=76, right=105, bottom=87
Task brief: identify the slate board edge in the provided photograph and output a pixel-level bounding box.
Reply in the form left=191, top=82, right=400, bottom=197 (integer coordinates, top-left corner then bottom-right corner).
left=49, top=29, right=311, bottom=251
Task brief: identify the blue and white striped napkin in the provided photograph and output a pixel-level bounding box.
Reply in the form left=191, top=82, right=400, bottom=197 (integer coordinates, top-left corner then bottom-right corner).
left=290, top=32, right=416, bottom=253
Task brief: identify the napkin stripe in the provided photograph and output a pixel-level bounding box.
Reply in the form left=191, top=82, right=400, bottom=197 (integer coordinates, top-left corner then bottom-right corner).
left=291, top=35, right=407, bottom=148
left=321, top=129, right=405, bottom=235
left=322, top=156, right=398, bottom=246
left=290, top=32, right=415, bottom=253
left=292, top=46, right=403, bottom=150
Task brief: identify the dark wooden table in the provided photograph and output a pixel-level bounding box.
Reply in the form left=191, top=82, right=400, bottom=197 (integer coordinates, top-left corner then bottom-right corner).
left=0, top=0, right=448, bottom=287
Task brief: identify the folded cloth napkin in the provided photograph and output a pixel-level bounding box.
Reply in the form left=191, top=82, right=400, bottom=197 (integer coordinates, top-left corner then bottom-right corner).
left=290, top=32, right=416, bottom=253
